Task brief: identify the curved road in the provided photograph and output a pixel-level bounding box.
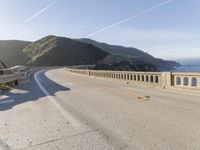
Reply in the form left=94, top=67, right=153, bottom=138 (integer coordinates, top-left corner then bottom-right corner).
left=0, top=68, right=200, bottom=150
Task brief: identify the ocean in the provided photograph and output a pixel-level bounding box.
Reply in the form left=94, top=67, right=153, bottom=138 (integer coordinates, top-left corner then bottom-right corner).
left=173, top=66, right=200, bottom=72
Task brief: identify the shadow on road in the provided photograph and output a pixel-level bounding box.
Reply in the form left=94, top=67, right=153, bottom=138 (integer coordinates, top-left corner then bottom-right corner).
left=0, top=71, right=70, bottom=111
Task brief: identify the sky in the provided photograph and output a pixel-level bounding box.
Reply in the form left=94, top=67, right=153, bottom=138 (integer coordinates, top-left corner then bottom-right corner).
left=0, top=0, right=200, bottom=59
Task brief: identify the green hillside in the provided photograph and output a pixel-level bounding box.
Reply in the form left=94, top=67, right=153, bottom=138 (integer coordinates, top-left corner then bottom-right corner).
left=78, top=38, right=180, bottom=70
left=0, top=35, right=180, bottom=71
left=23, top=36, right=109, bottom=66
left=0, top=40, right=31, bottom=67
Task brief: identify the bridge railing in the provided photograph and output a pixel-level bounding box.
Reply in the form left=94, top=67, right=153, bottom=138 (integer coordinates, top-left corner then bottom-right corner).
left=89, top=70, right=162, bottom=85
left=66, top=68, right=200, bottom=92
left=66, top=68, right=163, bottom=86
left=171, top=72, right=200, bottom=90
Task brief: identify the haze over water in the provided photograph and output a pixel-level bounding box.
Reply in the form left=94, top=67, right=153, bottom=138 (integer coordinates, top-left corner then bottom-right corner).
left=174, top=66, right=200, bottom=72
left=174, top=58, right=200, bottom=72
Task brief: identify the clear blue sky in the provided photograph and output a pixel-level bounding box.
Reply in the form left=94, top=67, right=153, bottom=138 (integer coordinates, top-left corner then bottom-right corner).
left=0, top=0, right=199, bottom=59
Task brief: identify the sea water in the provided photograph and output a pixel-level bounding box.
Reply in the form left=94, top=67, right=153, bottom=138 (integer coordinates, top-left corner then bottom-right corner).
left=173, top=66, right=200, bottom=72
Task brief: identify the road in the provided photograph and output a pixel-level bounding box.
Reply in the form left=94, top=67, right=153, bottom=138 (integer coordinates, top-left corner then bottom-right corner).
left=0, top=68, right=200, bottom=150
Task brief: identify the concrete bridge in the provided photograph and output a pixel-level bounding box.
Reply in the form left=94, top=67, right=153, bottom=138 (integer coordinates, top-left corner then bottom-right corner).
left=67, top=68, right=200, bottom=92
left=0, top=67, right=200, bottom=150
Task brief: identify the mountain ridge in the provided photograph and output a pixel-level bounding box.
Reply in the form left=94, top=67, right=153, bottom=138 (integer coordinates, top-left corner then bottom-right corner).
left=77, top=38, right=180, bottom=70
left=23, top=35, right=109, bottom=66
left=0, top=35, right=180, bottom=71
left=0, top=40, right=31, bottom=67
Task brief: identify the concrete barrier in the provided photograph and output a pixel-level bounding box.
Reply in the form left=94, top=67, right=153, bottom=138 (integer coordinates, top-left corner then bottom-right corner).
left=66, top=68, right=200, bottom=92
left=0, top=66, right=32, bottom=87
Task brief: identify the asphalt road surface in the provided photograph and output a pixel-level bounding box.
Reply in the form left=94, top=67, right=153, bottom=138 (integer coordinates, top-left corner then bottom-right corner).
left=0, top=68, right=200, bottom=150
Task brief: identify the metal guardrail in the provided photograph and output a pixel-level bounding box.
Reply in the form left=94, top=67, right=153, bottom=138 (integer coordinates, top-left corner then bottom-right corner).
left=0, top=73, right=25, bottom=84
left=0, top=66, right=68, bottom=86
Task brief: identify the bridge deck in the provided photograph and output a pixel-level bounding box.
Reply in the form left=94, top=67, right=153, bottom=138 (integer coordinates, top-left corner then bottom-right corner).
left=0, top=68, right=200, bottom=150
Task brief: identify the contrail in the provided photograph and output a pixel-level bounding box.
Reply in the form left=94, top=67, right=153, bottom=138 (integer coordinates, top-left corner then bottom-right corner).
left=26, top=0, right=58, bottom=22
left=85, top=0, right=174, bottom=38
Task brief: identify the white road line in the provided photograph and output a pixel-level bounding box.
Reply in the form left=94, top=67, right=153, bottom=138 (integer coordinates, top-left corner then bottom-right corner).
left=34, top=70, right=82, bottom=128
left=0, top=99, right=14, bottom=105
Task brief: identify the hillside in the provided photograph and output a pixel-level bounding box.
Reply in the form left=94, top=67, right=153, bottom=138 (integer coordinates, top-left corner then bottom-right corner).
left=78, top=38, right=180, bottom=70
left=0, top=35, right=180, bottom=71
left=0, top=40, right=31, bottom=67
left=23, top=36, right=109, bottom=66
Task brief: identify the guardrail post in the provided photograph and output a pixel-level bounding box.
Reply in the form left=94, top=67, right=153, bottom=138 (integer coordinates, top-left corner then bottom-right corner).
left=161, top=72, right=172, bottom=89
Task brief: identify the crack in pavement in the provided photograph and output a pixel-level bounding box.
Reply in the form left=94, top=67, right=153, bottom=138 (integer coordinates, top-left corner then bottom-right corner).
left=19, top=129, right=96, bottom=149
